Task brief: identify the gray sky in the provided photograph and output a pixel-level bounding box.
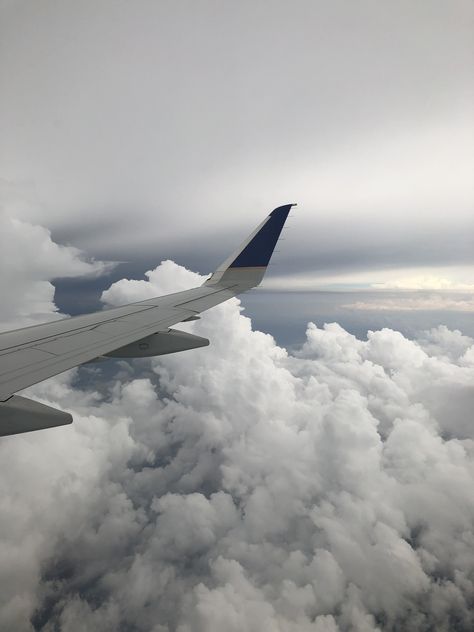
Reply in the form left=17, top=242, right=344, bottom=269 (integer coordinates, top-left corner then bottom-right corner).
left=1, top=0, right=473, bottom=291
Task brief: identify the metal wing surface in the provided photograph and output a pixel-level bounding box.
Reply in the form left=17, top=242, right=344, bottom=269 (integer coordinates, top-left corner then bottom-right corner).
left=0, top=204, right=294, bottom=436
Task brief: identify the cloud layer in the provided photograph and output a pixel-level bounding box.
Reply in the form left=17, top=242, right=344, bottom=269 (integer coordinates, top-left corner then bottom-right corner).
left=1, top=0, right=472, bottom=286
left=0, top=185, right=111, bottom=329
left=1, top=254, right=473, bottom=631
left=343, top=295, right=474, bottom=312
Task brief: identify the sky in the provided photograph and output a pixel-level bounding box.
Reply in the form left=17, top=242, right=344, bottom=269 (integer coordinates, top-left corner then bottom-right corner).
left=1, top=0, right=473, bottom=344
left=0, top=1, right=474, bottom=631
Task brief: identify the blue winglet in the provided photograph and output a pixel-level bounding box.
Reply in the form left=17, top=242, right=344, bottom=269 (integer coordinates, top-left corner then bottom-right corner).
left=229, top=204, right=295, bottom=268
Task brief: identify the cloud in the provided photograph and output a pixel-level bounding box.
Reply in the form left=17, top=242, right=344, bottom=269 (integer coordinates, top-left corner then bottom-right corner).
left=372, top=276, right=474, bottom=291
left=343, top=295, right=474, bottom=312
left=1, top=256, right=473, bottom=631
left=2, top=3, right=473, bottom=628
left=101, top=259, right=203, bottom=306
left=0, top=185, right=113, bottom=329
left=264, top=267, right=474, bottom=292
left=0, top=0, right=472, bottom=285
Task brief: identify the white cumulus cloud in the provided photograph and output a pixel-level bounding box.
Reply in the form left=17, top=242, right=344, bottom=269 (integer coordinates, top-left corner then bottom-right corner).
left=0, top=255, right=473, bottom=632
left=0, top=187, right=113, bottom=329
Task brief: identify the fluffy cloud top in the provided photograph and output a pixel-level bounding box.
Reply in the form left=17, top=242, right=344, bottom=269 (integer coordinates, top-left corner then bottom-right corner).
left=0, top=255, right=473, bottom=632
left=0, top=198, right=112, bottom=329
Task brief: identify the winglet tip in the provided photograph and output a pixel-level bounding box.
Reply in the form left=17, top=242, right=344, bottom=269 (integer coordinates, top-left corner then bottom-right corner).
left=206, top=202, right=296, bottom=285
left=270, top=203, right=297, bottom=217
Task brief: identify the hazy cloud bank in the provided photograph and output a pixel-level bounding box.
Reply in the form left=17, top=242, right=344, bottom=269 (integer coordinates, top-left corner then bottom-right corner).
left=343, top=295, right=474, bottom=312
left=0, top=259, right=473, bottom=632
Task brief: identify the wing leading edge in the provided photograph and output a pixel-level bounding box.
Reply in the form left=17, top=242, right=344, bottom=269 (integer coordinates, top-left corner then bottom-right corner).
left=0, top=204, right=295, bottom=436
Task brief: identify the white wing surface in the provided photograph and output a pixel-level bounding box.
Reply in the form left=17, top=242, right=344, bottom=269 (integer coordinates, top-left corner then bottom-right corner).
left=0, top=204, right=294, bottom=436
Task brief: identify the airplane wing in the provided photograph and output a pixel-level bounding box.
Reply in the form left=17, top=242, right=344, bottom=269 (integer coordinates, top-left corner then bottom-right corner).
left=0, top=204, right=294, bottom=436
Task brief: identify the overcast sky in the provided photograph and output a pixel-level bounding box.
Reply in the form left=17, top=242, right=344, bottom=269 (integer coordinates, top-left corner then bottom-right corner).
left=1, top=2, right=474, bottom=631
left=1, top=0, right=473, bottom=287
